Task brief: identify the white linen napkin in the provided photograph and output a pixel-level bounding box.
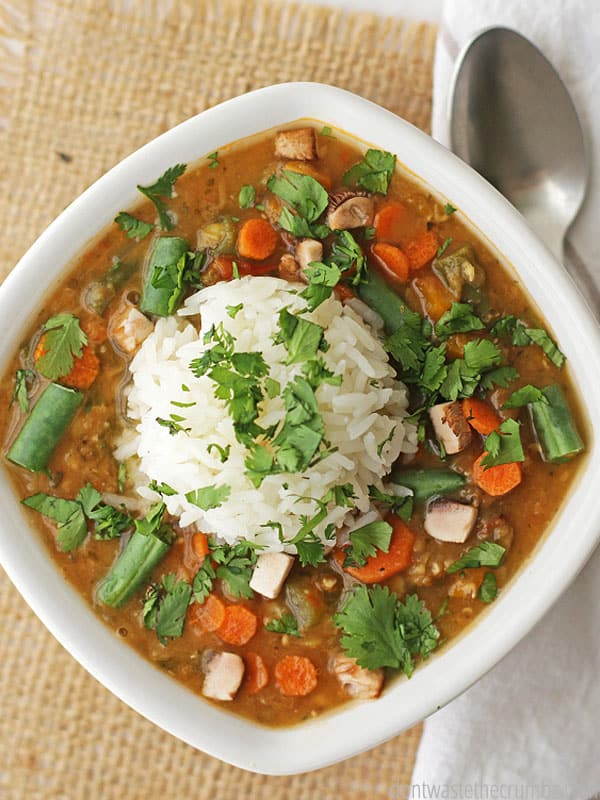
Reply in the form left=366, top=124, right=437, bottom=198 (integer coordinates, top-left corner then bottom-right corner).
left=411, top=2, right=600, bottom=796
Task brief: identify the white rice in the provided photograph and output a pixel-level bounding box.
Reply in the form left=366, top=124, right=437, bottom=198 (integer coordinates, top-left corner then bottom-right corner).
left=115, top=276, right=417, bottom=552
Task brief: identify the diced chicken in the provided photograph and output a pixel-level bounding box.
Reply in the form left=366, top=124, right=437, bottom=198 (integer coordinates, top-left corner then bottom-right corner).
left=274, top=128, right=317, bottom=161
left=109, top=303, right=154, bottom=355
left=332, top=654, right=384, bottom=700
left=202, top=651, right=245, bottom=701
left=424, top=498, right=477, bottom=543
left=249, top=552, right=295, bottom=599
left=278, top=253, right=300, bottom=281
left=428, top=401, right=472, bottom=455
left=295, top=238, right=323, bottom=272
left=327, top=190, right=374, bottom=230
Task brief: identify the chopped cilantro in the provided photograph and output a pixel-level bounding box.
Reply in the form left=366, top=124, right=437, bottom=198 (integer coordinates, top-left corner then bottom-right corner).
left=344, top=520, right=392, bottom=568
left=300, top=357, right=342, bottom=389
left=35, top=314, right=88, bottom=381
left=238, top=185, right=256, bottom=208
left=342, top=149, right=396, bottom=195
left=207, top=151, right=219, bottom=169
left=276, top=308, right=325, bottom=365
left=446, top=541, right=506, bottom=573
left=478, top=572, right=498, bottom=603
left=368, top=484, right=413, bottom=521
left=143, top=573, right=192, bottom=644
left=232, top=262, right=240, bottom=279
left=156, top=416, right=191, bottom=436
left=265, top=612, right=301, bottom=637
left=226, top=303, right=243, bottom=318
left=137, top=163, right=186, bottom=230
left=435, top=302, right=485, bottom=339
left=437, top=237, right=453, bottom=258
left=76, top=483, right=132, bottom=540
left=444, top=202, right=457, bottom=215
left=481, top=418, right=524, bottom=467
left=117, top=462, right=127, bottom=493
left=491, top=315, right=565, bottom=367
left=503, top=384, right=549, bottom=408
left=114, top=211, right=154, bottom=240
left=148, top=480, right=177, bottom=496
left=185, top=484, right=231, bottom=510
left=12, top=368, right=35, bottom=413
left=206, top=443, right=231, bottom=463
left=193, top=540, right=258, bottom=601
left=364, top=226, right=376, bottom=240
left=22, top=493, right=87, bottom=552
left=267, top=170, right=329, bottom=239
left=320, top=125, right=334, bottom=137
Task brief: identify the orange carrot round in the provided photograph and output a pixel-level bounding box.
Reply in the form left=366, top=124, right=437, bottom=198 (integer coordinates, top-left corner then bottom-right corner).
left=217, top=604, right=258, bottom=646
left=274, top=655, right=318, bottom=697
left=372, top=242, right=410, bottom=283
left=191, top=532, right=209, bottom=563
left=189, top=594, right=226, bottom=633
left=244, top=652, right=269, bottom=695
left=374, top=202, right=407, bottom=243
left=473, top=453, right=522, bottom=496
left=237, top=218, right=279, bottom=261
left=334, top=514, right=416, bottom=584
left=461, top=398, right=501, bottom=436
left=403, top=230, right=438, bottom=271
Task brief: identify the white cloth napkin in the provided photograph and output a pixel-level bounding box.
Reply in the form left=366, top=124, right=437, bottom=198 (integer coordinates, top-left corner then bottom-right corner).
left=411, top=2, right=600, bottom=796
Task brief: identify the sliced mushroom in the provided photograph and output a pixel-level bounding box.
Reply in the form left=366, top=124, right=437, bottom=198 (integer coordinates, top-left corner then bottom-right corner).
left=326, top=190, right=374, bottom=230
left=428, top=401, right=472, bottom=455
left=424, top=498, right=477, bottom=543
left=278, top=253, right=300, bottom=281
left=274, top=128, right=317, bottom=161
left=249, top=552, right=295, bottom=600
left=332, top=654, right=384, bottom=699
left=202, top=651, right=245, bottom=701
left=109, top=301, right=154, bottom=356
left=295, top=238, right=323, bottom=272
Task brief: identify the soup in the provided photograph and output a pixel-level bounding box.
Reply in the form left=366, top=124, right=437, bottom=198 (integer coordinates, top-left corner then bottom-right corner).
left=0, top=122, right=586, bottom=726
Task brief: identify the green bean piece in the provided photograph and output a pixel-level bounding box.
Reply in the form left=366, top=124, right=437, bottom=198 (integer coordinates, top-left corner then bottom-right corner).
left=98, top=530, right=172, bottom=608
left=529, top=384, right=584, bottom=463
left=7, top=383, right=83, bottom=472
left=390, top=468, right=467, bottom=504
left=356, top=270, right=412, bottom=335
left=140, top=236, right=189, bottom=317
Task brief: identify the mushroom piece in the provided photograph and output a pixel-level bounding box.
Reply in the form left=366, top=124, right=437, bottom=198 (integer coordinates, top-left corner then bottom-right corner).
left=249, top=552, right=295, bottom=600
left=326, top=190, right=375, bottom=230
left=295, top=238, right=323, bottom=272
left=202, top=651, right=245, bottom=701
left=428, top=401, right=472, bottom=455
left=109, top=302, right=154, bottom=356
left=332, top=654, right=384, bottom=699
left=424, top=498, right=477, bottom=544
left=274, top=128, right=317, bottom=161
left=278, top=253, right=300, bottom=281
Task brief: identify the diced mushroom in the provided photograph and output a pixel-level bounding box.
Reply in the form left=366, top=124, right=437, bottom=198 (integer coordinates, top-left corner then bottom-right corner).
left=424, top=498, right=477, bottom=543
left=327, top=190, right=375, bottom=230
left=295, top=238, right=323, bottom=272
left=332, top=654, right=384, bottom=699
left=278, top=253, right=300, bottom=281
left=249, top=552, right=295, bottom=599
left=202, top=651, right=245, bottom=701
left=109, top=302, right=154, bottom=355
left=428, top=401, right=472, bottom=455
left=274, top=128, right=317, bottom=161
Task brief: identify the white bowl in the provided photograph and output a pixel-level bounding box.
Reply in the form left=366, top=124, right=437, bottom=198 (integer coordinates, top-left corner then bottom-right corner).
left=0, top=83, right=599, bottom=775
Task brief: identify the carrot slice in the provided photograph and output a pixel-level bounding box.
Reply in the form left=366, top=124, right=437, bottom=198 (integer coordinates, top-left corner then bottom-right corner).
left=473, top=453, right=522, bottom=496
left=217, top=604, right=258, bottom=646
left=403, top=230, right=438, bottom=271
left=274, top=655, right=318, bottom=697
left=372, top=243, right=410, bottom=283
left=333, top=514, right=416, bottom=584
left=284, top=161, right=332, bottom=191
left=34, top=336, right=99, bottom=390
left=244, top=652, right=269, bottom=695
left=237, top=218, right=279, bottom=261
left=461, top=398, right=501, bottom=436
left=191, top=532, right=209, bottom=563
left=411, top=273, right=454, bottom=322
left=374, top=202, right=407, bottom=242
left=189, top=594, right=226, bottom=633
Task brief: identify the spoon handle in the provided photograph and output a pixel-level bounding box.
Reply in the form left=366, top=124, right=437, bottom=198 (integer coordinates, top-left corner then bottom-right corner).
left=563, top=240, right=600, bottom=320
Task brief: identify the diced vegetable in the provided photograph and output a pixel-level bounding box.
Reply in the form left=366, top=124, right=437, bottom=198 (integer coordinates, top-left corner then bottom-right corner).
left=202, top=651, right=245, bottom=701
left=529, top=384, right=584, bottom=463
left=83, top=260, right=136, bottom=314
left=98, top=528, right=173, bottom=607
left=390, top=467, right=467, bottom=503
left=473, top=453, right=522, bottom=496
left=371, top=243, right=409, bottom=282
left=249, top=552, right=294, bottom=599
left=189, top=593, right=226, bottom=632
left=140, top=236, right=189, bottom=317
left=7, top=383, right=83, bottom=472
left=424, top=499, right=477, bottom=543
left=433, top=244, right=485, bottom=298
left=237, top=218, right=279, bottom=261
left=412, top=273, right=454, bottom=321
left=334, top=514, right=415, bottom=583
left=461, top=397, right=501, bottom=435
left=191, top=532, right=210, bottom=562
left=374, top=202, right=407, bottom=242
left=285, top=578, right=325, bottom=630
left=216, top=604, right=258, bottom=646
left=403, top=230, right=438, bottom=271
left=197, top=218, right=235, bottom=254
left=274, top=654, right=318, bottom=697
left=356, top=269, right=412, bottom=336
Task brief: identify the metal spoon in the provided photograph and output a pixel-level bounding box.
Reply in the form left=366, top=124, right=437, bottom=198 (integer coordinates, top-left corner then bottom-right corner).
left=449, top=27, right=598, bottom=310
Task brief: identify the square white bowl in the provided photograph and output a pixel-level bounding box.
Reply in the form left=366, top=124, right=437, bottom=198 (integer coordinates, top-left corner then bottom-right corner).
left=0, top=83, right=598, bottom=774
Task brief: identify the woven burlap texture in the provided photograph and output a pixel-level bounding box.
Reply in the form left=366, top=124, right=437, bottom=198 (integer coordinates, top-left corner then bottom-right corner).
left=0, top=1, right=436, bottom=797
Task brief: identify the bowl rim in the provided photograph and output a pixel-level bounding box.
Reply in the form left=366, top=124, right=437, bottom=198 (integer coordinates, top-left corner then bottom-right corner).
left=0, top=81, right=599, bottom=775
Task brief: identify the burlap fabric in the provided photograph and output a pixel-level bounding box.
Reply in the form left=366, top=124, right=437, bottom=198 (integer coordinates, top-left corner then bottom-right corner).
left=0, top=2, right=437, bottom=797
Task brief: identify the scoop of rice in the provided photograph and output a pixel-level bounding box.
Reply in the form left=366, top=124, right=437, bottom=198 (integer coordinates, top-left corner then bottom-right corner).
left=116, top=276, right=417, bottom=552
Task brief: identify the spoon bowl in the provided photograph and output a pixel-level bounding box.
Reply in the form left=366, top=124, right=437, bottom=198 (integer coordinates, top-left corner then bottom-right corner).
left=449, top=27, right=587, bottom=265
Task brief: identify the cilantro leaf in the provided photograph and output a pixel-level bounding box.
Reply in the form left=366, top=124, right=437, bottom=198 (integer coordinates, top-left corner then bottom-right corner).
left=35, top=314, right=88, bottom=381
left=185, top=484, right=231, bottom=510
left=368, top=485, right=413, bottom=522
left=334, top=586, right=440, bottom=674
left=344, top=520, right=392, bottom=568
left=491, top=316, right=565, bottom=367
left=478, top=572, right=498, bottom=603
left=342, top=149, right=396, bottom=194
left=446, top=541, right=506, bottom=573
left=420, top=343, right=448, bottom=394
left=295, top=535, right=327, bottom=568
left=137, top=164, right=186, bottom=230
left=478, top=366, right=519, bottom=391
left=265, top=612, right=301, bottom=637
left=267, top=170, right=329, bottom=238
left=384, top=308, right=430, bottom=373
left=192, top=559, right=216, bottom=604
left=503, top=384, right=549, bottom=408
left=276, top=308, right=325, bottom=365
left=212, top=541, right=258, bottom=599
left=437, top=237, right=453, bottom=257
left=22, top=493, right=87, bottom=552
left=76, top=483, right=132, bottom=540
left=330, top=230, right=367, bottom=286
left=444, top=203, right=457, bottom=215
left=435, top=302, right=485, bottom=339
left=143, top=573, right=192, bottom=645
left=481, top=418, right=524, bottom=467
left=12, top=368, right=35, bottom=413
left=148, top=480, right=177, bottom=496
left=156, top=416, right=191, bottom=436
left=463, top=339, right=503, bottom=372
left=301, top=357, right=342, bottom=389
left=114, top=211, right=154, bottom=240
left=207, top=443, right=231, bottom=462
left=238, top=184, right=255, bottom=208
left=226, top=303, right=243, bottom=318
left=524, top=328, right=565, bottom=368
